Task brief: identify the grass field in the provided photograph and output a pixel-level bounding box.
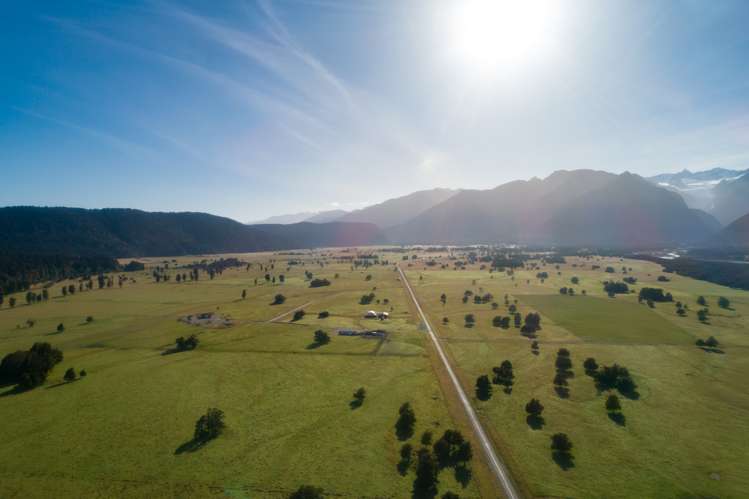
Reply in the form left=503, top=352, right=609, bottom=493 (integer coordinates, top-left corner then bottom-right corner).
left=407, top=254, right=749, bottom=499
left=2, top=250, right=748, bottom=498
left=0, top=253, right=482, bottom=498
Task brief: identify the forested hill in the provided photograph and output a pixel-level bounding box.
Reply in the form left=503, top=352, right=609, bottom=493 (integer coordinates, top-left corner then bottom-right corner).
left=0, top=207, right=386, bottom=257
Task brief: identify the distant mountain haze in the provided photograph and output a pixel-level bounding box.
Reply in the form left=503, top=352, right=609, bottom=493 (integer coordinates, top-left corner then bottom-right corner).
left=387, top=171, right=719, bottom=248
left=335, top=188, right=459, bottom=228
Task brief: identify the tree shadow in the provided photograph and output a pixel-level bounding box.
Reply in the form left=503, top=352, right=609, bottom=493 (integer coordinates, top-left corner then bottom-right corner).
left=608, top=412, right=626, bottom=426
left=0, top=385, right=30, bottom=397
left=174, top=437, right=210, bottom=455
left=455, top=465, right=472, bottom=487
left=306, top=341, right=326, bottom=350
left=45, top=379, right=79, bottom=389
left=349, top=399, right=363, bottom=410
left=552, top=451, right=575, bottom=470
left=397, top=458, right=411, bottom=476
left=554, top=386, right=570, bottom=399
left=531, top=350, right=539, bottom=356
left=502, top=386, right=513, bottom=395
left=699, top=347, right=725, bottom=354
left=526, top=414, right=545, bottom=430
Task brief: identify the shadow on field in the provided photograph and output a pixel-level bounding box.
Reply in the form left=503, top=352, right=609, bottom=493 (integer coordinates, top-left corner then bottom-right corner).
left=0, top=385, right=28, bottom=397
left=699, top=347, right=725, bottom=354
left=174, top=438, right=210, bottom=455
left=45, top=380, right=79, bottom=390
left=608, top=412, right=626, bottom=426
left=552, top=451, right=575, bottom=470
left=526, top=414, right=545, bottom=430
left=349, top=399, right=363, bottom=410
left=554, top=386, right=570, bottom=399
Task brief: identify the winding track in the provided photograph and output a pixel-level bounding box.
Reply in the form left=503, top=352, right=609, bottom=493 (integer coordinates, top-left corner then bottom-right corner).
left=397, top=266, right=521, bottom=499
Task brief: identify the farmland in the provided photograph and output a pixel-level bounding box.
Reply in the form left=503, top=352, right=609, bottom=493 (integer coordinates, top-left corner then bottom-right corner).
left=1, top=248, right=748, bottom=498
left=407, top=253, right=749, bottom=498
left=0, top=252, right=482, bottom=498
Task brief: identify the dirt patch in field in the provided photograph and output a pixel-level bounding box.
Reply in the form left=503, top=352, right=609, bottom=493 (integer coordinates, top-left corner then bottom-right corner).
left=179, top=312, right=233, bottom=328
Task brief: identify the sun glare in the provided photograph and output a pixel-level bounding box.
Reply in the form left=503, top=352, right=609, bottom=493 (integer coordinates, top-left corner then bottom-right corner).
left=446, top=0, right=562, bottom=76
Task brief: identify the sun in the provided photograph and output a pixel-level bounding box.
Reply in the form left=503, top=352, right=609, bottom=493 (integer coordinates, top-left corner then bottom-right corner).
left=445, top=0, right=562, bottom=76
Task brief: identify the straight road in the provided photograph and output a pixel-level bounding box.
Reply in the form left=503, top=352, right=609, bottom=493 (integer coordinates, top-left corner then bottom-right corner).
left=398, top=266, right=521, bottom=499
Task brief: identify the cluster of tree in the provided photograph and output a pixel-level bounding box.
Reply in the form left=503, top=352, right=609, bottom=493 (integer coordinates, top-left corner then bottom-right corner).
left=359, top=292, right=376, bottom=305
left=593, top=363, right=638, bottom=397
left=399, top=429, right=471, bottom=498
left=520, top=312, right=541, bottom=336
left=536, top=272, right=549, bottom=281
left=0, top=253, right=118, bottom=296
left=695, top=336, right=721, bottom=352
left=492, top=360, right=514, bottom=394
left=0, top=342, right=63, bottom=389
left=309, top=278, right=330, bottom=288
left=473, top=292, right=493, bottom=304
left=175, top=335, right=199, bottom=351
left=638, top=287, right=673, bottom=303
left=64, top=367, right=87, bottom=382
left=603, top=281, right=629, bottom=296
left=558, top=287, right=576, bottom=296
left=491, top=315, right=511, bottom=328
left=554, top=348, right=573, bottom=398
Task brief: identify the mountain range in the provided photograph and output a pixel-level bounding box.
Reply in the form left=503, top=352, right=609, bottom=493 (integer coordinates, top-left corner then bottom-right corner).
left=645, top=167, right=749, bottom=225
left=3, top=168, right=748, bottom=257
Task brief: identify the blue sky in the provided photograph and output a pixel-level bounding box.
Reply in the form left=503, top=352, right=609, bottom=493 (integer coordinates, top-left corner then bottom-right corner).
left=2, top=0, right=749, bottom=221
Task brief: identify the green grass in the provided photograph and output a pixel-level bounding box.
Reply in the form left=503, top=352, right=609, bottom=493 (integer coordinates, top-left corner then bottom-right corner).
left=0, top=256, right=478, bottom=498
left=407, top=255, right=749, bottom=499
left=519, top=294, right=691, bottom=344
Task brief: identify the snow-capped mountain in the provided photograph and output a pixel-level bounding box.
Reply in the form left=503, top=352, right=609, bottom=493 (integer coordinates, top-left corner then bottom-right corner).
left=646, top=168, right=749, bottom=224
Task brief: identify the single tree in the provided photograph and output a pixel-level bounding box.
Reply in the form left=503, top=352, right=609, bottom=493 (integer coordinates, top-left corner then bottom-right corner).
left=57, top=323, right=65, bottom=333
left=353, top=387, right=366, bottom=404
left=525, top=398, right=544, bottom=417
left=313, top=330, right=330, bottom=346
left=64, top=367, right=77, bottom=382
left=718, top=296, right=730, bottom=309
left=194, top=408, right=225, bottom=442
left=475, top=374, right=492, bottom=401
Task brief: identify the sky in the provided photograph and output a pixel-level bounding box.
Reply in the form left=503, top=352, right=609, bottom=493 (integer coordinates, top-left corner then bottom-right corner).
left=2, top=0, right=749, bottom=222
